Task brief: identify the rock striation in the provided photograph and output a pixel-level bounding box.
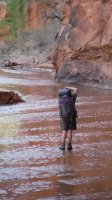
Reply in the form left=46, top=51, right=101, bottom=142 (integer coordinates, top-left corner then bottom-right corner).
left=51, top=0, right=112, bottom=89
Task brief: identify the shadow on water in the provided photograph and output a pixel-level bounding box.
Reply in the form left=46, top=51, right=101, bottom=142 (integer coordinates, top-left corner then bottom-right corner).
left=0, top=66, right=112, bottom=200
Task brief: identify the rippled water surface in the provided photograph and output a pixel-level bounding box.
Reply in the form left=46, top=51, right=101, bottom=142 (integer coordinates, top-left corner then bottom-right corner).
left=0, top=66, right=112, bottom=200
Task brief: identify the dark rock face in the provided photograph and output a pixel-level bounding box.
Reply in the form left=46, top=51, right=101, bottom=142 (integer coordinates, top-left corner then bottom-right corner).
left=0, top=91, right=25, bottom=105
left=51, top=0, right=112, bottom=89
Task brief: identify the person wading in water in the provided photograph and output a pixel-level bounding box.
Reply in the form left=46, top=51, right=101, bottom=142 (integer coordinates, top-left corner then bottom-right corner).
left=58, top=86, right=78, bottom=150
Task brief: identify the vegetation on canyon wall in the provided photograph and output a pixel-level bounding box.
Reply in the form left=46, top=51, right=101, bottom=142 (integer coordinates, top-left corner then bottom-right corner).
left=0, top=0, right=24, bottom=40
left=0, top=0, right=60, bottom=60
left=0, top=0, right=59, bottom=40
left=0, top=0, right=112, bottom=88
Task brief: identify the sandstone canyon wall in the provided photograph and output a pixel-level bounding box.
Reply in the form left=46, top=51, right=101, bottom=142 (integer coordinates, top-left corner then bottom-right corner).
left=0, top=0, right=112, bottom=89
left=0, top=0, right=61, bottom=39
left=0, top=2, right=7, bottom=40
left=0, top=0, right=61, bottom=61
left=51, top=0, right=112, bottom=89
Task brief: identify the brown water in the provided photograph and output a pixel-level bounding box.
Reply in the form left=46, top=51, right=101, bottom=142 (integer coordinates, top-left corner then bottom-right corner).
left=0, top=66, right=112, bottom=200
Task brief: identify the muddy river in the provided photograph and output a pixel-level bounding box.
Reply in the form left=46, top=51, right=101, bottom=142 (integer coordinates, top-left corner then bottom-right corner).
left=0, top=65, right=112, bottom=200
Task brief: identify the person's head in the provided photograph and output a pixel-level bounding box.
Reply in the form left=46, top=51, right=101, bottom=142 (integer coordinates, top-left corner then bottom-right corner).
left=64, top=88, right=72, bottom=97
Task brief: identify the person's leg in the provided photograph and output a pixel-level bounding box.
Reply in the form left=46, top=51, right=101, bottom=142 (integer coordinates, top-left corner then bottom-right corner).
left=67, top=130, right=73, bottom=150
left=67, top=117, right=77, bottom=150
left=59, top=116, right=69, bottom=150
left=59, top=130, right=67, bottom=150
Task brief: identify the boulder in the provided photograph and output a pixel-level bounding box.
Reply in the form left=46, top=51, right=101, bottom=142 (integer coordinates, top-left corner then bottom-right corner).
left=0, top=90, right=25, bottom=105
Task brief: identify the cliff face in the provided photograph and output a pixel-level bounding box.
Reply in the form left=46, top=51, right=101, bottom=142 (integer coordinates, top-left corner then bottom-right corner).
left=0, top=0, right=61, bottom=36
left=0, top=2, right=7, bottom=40
left=0, top=0, right=112, bottom=88
left=0, top=0, right=61, bottom=62
left=51, top=0, right=112, bottom=89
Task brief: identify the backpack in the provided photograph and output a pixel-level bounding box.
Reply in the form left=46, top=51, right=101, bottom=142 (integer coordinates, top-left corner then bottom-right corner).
left=58, top=88, right=76, bottom=118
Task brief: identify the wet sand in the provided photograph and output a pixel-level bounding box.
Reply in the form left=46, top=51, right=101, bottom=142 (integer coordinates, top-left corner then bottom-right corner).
left=0, top=65, right=112, bottom=200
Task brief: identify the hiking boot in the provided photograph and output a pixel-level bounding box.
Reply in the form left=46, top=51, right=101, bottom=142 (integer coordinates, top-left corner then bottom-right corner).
left=59, top=144, right=65, bottom=150
left=67, top=143, right=72, bottom=150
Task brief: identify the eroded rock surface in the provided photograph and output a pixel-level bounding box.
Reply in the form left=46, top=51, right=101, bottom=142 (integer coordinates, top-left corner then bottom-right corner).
left=51, top=0, right=112, bottom=88
left=0, top=0, right=61, bottom=64
left=0, top=90, right=25, bottom=105
left=0, top=0, right=112, bottom=88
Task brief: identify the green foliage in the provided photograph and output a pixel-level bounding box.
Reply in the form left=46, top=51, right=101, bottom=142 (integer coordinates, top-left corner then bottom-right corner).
left=7, top=0, right=25, bottom=38
left=0, top=20, right=7, bottom=28
left=0, top=0, right=25, bottom=39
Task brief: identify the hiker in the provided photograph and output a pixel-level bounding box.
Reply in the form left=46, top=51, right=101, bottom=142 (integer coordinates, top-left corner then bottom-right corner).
left=58, top=86, right=78, bottom=150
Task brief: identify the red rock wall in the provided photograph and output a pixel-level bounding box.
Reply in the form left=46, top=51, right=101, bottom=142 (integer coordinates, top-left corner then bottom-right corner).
left=0, top=2, right=7, bottom=40
left=0, top=0, right=112, bottom=88
left=25, top=0, right=49, bottom=30
left=0, top=0, right=61, bottom=61
left=0, top=1, right=49, bottom=39
left=51, top=0, right=112, bottom=88
left=0, top=0, right=60, bottom=38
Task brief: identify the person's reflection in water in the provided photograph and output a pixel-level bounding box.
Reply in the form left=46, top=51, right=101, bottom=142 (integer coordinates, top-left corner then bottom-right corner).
left=56, top=152, right=78, bottom=198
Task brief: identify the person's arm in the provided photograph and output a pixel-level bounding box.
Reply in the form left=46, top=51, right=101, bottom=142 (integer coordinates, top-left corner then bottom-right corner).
left=65, top=86, right=78, bottom=94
